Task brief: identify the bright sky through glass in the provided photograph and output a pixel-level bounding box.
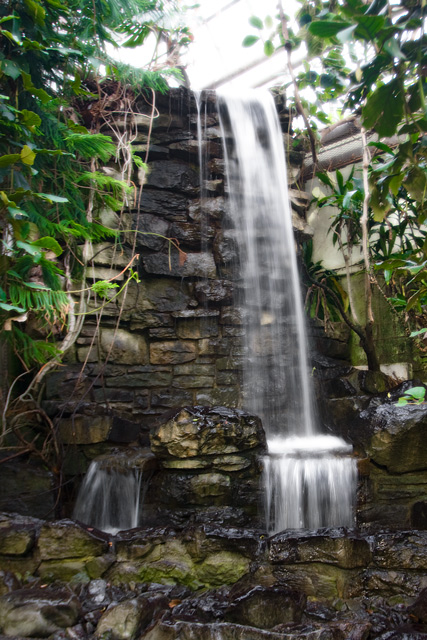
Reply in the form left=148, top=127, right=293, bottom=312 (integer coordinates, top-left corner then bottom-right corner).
left=108, top=0, right=302, bottom=91
left=183, top=0, right=301, bottom=90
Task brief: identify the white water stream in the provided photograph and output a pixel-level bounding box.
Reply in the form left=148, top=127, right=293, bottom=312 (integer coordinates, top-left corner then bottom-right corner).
left=217, top=90, right=356, bottom=533
left=73, top=458, right=142, bottom=534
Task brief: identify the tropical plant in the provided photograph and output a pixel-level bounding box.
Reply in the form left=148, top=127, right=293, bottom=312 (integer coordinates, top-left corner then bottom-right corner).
left=0, top=0, right=191, bottom=494
left=302, top=238, right=349, bottom=325
left=0, top=0, right=190, bottom=364
left=243, top=0, right=427, bottom=371
left=395, top=386, right=426, bottom=406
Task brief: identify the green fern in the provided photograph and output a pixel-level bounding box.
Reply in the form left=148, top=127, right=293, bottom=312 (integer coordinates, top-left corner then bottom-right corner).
left=8, top=284, right=69, bottom=323
left=105, top=60, right=183, bottom=93
left=5, top=327, right=61, bottom=367
left=65, top=133, right=116, bottom=162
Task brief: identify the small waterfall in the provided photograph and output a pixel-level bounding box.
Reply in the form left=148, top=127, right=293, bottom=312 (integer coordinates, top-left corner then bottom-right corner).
left=217, top=89, right=356, bottom=533
left=73, top=454, right=144, bottom=534
left=264, top=436, right=356, bottom=531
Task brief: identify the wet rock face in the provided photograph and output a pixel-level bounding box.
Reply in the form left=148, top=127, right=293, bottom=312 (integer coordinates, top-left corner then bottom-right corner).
left=32, top=87, right=310, bottom=523
left=0, top=587, right=80, bottom=637
left=224, top=585, right=306, bottom=629
left=151, top=406, right=266, bottom=460
left=359, top=403, right=427, bottom=473
left=147, top=406, right=266, bottom=523
left=311, top=359, right=427, bottom=530
left=1, top=513, right=427, bottom=639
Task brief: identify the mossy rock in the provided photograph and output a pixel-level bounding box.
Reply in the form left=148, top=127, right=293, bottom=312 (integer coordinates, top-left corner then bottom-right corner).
left=37, top=559, right=92, bottom=583
left=196, top=551, right=250, bottom=587
left=38, top=520, right=108, bottom=560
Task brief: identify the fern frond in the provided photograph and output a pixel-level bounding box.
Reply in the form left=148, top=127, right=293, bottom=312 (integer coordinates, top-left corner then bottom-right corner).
left=8, top=284, right=69, bottom=322
left=65, top=133, right=116, bottom=162
left=106, top=61, right=183, bottom=93
left=5, top=326, right=61, bottom=367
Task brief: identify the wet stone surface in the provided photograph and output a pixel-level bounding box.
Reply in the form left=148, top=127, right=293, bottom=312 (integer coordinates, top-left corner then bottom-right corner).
left=0, top=515, right=427, bottom=638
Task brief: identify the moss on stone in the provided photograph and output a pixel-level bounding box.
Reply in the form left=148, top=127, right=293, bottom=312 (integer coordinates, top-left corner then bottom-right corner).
left=196, top=551, right=250, bottom=587
left=37, top=559, right=91, bottom=583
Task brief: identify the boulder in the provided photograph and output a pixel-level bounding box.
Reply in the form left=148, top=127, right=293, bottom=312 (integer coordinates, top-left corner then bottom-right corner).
left=0, top=513, right=40, bottom=556
left=269, top=529, right=372, bottom=569
left=224, top=585, right=306, bottom=629
left=360, top=404, right=427, bottom=472
left=0, top=587, right=80, bottom=637
left=150, top=406, right=266, bottom=460
left=38, top=519, right=108, bottom=560
left=96, top=596, right=154, bottom=639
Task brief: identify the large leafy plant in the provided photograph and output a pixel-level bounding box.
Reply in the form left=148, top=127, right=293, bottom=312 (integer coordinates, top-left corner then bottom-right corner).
left=0, top=0, right=189, bottom=368
left=243, top=0, right=427, bottom=370
left=0, top=0, right=191, bottom=488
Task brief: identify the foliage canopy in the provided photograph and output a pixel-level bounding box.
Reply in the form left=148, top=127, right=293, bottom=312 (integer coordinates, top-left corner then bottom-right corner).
left=244, top=0, right=426, bottom=369
left=0, top=0, right=190, bottom=368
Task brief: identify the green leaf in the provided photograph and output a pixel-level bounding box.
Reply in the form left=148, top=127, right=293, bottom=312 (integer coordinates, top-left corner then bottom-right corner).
left=20, top=109, right=42, bottom=129
left=22, top=281, right=50, bottom=290
left=0, top=302, right=26, bottom=313
left=249, top=16, right=263, bottom=30
left=21, top=71, right=51, bottom=104
left=36, top=193, right=69, bottom=203
left=342, top=190, right=358, bottom=208
left=410, top=328, right=427, bottom=337
left=354, top=15, right=386, bottom=41
left=389, top=174, right=403, bottom=196
left=23, top=0, right=45, bottom=26
left=242, top=35, right=260, bottom=47
left=404, top=386, right=426, bottom=400
left=0, top=154, right=21, bottom=168
left=405, top=167, right=427, bottom=201
left=406, top=289, right=424, bottom=311
left=308, top=20, right=352, bottom=38
left=362, top=79, right=405, bottom=138
left=91, top=280, right=119, bottom=298
left=0, top=14, right=17, bottom=24
left=21, top=145, right=36, bottom=165
left=31, top=236, right=63, bottom=256
left=16, top=240, right=42, bottom=256
left=336, top=24, right=357, bottom=43
left=370, top=185, right=391, bottom=221
left=396, top=397, right=408, bottom=405
left=7, top=206, right=28, bottom=218
left=384, top=269, right=392, bottom=284
left=368, top=141, right=394, bottom=154
left=383, top=37, right=406, bottom=60
left=0, top=30, right=22, bottom=45
left=0, top=59, right=22, bottom=80
left=264, top=40, right=274, bottom=56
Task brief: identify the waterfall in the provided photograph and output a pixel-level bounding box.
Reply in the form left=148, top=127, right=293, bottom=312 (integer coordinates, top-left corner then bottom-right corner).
left=73, top=455, right=143, bottom=534
left=217, top=90, right=356, bottom=533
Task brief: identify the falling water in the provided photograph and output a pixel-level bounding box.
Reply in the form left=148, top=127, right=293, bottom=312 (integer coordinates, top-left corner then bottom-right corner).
left=73, top=456, right=143, bottom=534
left=217, top=90, right=356, bottom=533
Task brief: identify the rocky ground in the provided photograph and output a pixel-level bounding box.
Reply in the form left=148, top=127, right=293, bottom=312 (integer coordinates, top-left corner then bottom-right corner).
left=1, top=513, right=427, bottom=639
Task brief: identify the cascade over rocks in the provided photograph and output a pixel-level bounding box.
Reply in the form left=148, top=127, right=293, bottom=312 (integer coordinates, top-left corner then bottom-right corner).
left=309, top=353, right=427, bottom=530
left=3, top=87, right=427, bottom=640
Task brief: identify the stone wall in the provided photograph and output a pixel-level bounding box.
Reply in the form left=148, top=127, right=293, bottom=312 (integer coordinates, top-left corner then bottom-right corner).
left=42, top=88, right=309, bottom=453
